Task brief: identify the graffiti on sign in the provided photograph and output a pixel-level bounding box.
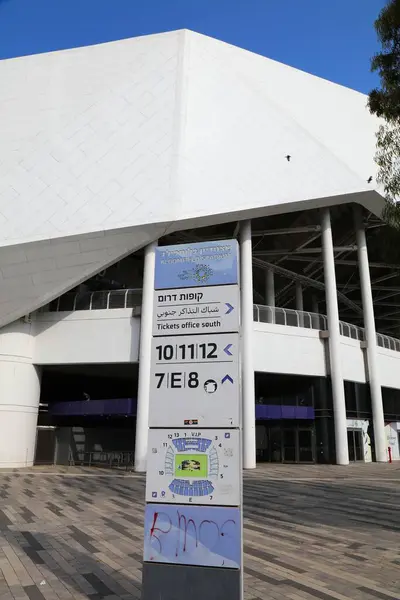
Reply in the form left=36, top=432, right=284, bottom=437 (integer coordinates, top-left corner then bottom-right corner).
left=144, top=503, right=241, bottom=568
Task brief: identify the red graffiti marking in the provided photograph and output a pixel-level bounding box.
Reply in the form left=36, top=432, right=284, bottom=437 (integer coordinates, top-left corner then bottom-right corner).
left=148, top=511, right=172, bottom=554
left=177, top=512, right=197, bottom=556
left=199, top=518, right=235, bottom=540
left=150, top=512, right=158, bottom=537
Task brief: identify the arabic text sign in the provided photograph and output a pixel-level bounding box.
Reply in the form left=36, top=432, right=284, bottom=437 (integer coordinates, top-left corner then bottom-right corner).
left=155, top=240, right=239, bottom=290
left=153, top=285, right=239, bottom=336
left=149, top=334, right=240, bottom=428
left=145, top=428, right=241, bottom=506
left=144, top=503, right=241, bottom=569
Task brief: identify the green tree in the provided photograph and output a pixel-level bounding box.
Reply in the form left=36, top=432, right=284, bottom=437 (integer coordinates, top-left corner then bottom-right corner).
left=369, top=0, right=400, bottom=230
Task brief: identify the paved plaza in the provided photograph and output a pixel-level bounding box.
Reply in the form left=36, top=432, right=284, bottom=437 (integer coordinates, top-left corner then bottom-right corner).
left=0, top=464, right=399, bottom=600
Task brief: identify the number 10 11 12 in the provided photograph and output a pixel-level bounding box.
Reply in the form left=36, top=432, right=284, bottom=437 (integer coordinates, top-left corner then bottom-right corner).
left=155, top=342, right=217, bottom=361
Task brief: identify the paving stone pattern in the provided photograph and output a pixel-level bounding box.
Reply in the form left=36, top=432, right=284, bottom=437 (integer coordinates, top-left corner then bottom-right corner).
left=0, top=464, right=399, bottom=599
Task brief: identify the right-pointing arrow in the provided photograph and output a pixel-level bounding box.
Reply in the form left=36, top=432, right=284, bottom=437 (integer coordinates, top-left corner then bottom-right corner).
left=225, top=303, right=234, bottom=315
left=222, top=374, right=234, bottom=385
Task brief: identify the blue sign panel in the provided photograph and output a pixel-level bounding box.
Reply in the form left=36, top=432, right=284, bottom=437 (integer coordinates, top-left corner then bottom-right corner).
left=155, top=240, right=239, bottom=290
left=143, top=503, right=241, bottom=569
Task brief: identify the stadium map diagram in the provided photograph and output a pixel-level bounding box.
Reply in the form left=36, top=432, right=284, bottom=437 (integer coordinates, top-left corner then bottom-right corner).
left=146, top=429, right=240, bottom=506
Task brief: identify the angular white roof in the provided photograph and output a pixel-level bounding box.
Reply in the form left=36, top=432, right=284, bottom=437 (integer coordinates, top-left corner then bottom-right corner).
left=0, top=29, right=384, bottom=327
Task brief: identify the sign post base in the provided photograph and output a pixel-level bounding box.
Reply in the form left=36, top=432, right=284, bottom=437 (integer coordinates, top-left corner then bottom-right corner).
left=142, top=562, right=241, bottom=600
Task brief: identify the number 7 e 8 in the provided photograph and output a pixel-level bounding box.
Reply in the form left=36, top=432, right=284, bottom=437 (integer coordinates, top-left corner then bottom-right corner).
left=155, top=372, right=199, bottom=388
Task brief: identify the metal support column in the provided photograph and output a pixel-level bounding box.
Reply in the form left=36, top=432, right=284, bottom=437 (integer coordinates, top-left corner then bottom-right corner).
left=354, top=206, right=387, bottom=462
left=312, top=295, right=320, bottom=329
left=296, top=281, right=304, bottom=326
left=265, top=269, right=275, bottom=323
left=321, top=208, right=349, bottom=465
left=240, top=220, right=256, bottom=469
left=134, top=240, right=158, bottom=472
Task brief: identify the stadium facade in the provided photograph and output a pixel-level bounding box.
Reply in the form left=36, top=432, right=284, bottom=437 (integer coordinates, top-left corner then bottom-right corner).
left=1, top=29, right=400, bottom=470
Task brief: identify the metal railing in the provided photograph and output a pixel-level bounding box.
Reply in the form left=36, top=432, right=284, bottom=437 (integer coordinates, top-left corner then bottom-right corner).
left=338, top=320, right=365, bottom=342
left=253, top=305, right=328, bottom=331
left=68, top=450, right=134, bottom=470
left=45, top=290, right=400, bottom=354
left=254, top=304, right=400, bottom=354
left=376, top=332, right=400, bottom=353
left=48, top=288, right=142, bottom=312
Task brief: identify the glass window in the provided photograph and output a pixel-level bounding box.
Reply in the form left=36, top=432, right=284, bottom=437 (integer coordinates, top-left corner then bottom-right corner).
left=356, top=383, right=372, bottom=419
left=345, top=381, right=357, bottom=416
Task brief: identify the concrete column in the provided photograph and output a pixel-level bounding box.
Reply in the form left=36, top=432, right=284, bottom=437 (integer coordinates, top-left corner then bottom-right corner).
left=295, top=281, right=304, bottom=326
left=312, top=295, right=320, bottom=329
left=240, top=220, right=256, bottom=469
left=134, top=240, right=158, bottom=472
left=295, top=282, right=303, bottom=312
left=354, top=206, right=387, bottom=462
left=0, top=322, right=41, bottom=468
left=316, top=378, right=331, bottom=464
left=312, top=296, right=319, bottom=315
left=321, top=208, right=349, bottom=465
left=265, top=269, right=275, bottom=323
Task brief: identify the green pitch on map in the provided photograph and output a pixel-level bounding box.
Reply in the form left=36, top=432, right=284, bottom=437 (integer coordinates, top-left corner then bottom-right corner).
left=175, top=454, right=208, bottom=478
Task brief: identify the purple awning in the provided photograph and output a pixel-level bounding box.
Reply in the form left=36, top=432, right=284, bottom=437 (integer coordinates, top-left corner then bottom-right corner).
left=255, top=405, right=314, bottom=420
left=49, top=398, right=137, bottom=416
left=49, top=399, right=313, bottom=420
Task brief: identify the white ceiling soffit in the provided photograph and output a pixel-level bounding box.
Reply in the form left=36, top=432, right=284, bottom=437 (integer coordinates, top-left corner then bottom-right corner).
left=0, top=29, right=384, bottom=327
left=0, top=223, right=169, bottom=329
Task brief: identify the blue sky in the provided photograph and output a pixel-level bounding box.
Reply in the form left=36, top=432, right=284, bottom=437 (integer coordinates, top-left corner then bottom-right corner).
left=0, top=0, right=386, bottom=93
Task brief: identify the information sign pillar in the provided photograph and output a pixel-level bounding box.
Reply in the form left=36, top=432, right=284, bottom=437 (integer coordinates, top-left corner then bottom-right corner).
left=134, top=240, right=157, bottom=472
left=142, top=239, right=243, bottom=600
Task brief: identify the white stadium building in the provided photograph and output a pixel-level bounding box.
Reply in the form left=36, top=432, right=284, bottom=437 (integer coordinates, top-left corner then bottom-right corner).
left=1, top=29, right=400, bottom=470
